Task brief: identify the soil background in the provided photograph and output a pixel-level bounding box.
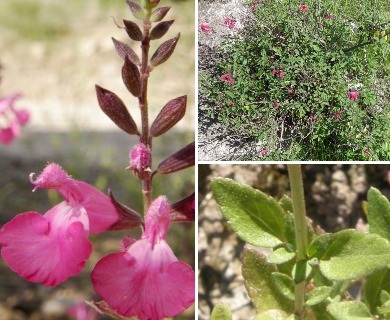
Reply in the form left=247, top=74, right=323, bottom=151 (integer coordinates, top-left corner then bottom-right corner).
left=198, top=164, right=390, bottom=320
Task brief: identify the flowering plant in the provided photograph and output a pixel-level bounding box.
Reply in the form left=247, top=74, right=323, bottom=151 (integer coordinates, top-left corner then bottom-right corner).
left=201, top=0, right=389, bottom=160
left=0, top=0, right=195, bottom=319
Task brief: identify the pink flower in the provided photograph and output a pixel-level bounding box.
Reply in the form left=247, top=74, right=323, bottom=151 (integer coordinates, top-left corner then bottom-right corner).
left=260, top=149, right=268, bottom=157
left=279, top=70, right=284, bottom=78
left=364, top=148, right=370, bottom=157
left=348, top=91, right=358, bottom=101
left=128, top=142, right=151, bottom=179
left=230, top=101, right=235, bottom=106
left=200, top=23, right=212, bottom=33
left=0, top=93, right=30, bottom=145
left=310, top=115, right=316, bottom=122
left=326, top=15, right=333, bottom=20
left=221, top=73, right=233, bottom=84
left=272, top=69, right=278, bottom=75
left=288, top=87, right=294, bottom=93
left=223, top=18, right=236, bottom=29
left=300, top=4, right=308, bottom=12
left=91, top=196, right=195, bottom=320
left=274, top=102, right=280, bottom=110
left=0, top=163, right=120, bottom=286
left=334, top=111, right=342, bottom=122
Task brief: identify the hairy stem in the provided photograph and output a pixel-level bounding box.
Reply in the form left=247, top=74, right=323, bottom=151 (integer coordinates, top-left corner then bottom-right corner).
left=140, top=18, right=152, bottom=212
left=287, top=164, right=308, bottom=318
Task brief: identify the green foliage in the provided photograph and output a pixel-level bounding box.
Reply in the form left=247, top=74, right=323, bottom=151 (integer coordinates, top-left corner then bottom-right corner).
left=201, top=0, right=390, bottom=160
left=211, top=176, right=390, bottom=319
left=210, top=304, right=232, bottom=320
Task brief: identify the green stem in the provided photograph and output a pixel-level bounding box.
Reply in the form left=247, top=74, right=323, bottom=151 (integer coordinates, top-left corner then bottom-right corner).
left=287, top=164, right=308, bottom=318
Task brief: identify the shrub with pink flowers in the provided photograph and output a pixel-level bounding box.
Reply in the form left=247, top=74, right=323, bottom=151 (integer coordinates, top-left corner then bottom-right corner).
left=201, top=0, right=390, bottom=160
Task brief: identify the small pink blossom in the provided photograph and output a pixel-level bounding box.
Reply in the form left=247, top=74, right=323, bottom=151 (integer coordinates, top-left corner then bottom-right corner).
left=260, top=149, right=268, bottom=157
left=272, top=69, right=278, bottom=75
left=200, top=23, right=212, bottom=33
left=0, top=93, right=30, bottom=145
left=300, top=4, right=308, bottom=12
left=326, top=15, right=333, bottom=20
left=334, top=111, right=342, bottom=122
left=279, top=70, right=284, bottom=78
left=309, top=115, right=316, bottom=122
left=364, top=148, right=371, bottom=157
left=348, top=91, right=358, bottom=101
left=274, top=102, right=280, bottom=110
left=221, top=73, right=233, bottom=84
left=128, top=142, right=151, bottom=179
left=223, top=18, right=236, bottom=29
left=91, top=196, right=195, bottom=320
left=288, top=87, right=294, bottom=93
left=0, top=163, right=120, bottom=286
left=230, top=101, right=235, bottom=106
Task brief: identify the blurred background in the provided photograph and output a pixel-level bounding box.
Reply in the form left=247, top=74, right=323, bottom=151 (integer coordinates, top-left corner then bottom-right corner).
left=199, top=164, right=390, bottom=320
left=0, top=0, right=195, bottom=319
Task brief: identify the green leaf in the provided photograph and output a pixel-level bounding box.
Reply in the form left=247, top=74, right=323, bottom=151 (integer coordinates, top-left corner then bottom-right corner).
left=271, top=272, right=295, bottom=301
left=307, top=233, right=333, bottom=259
left=292, top=260, right=313, bottom=284
left=210, top=304, right=232, bottom=320
left=363, top=268, right=390, bottom=314
left=268, top=247, right=295, bottom=264
left=211, top=178, right=286, bottom=247
left=327, top=301, right=373, bottom=320
left=305, top=286, right=333, bottom=306
left=367, top=187, right=390, bottom=241
left=319, top=229, right=390, bottom=281
left=278, top=195, right=293, bottom=213
left=242, top=249, right=294, bottom=314
left=253, top=310, right=289, bottom=320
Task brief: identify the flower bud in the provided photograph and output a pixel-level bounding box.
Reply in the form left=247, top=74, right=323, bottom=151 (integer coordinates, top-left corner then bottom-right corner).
left=112, top=37, right=140, bottom=66
left=126, top=0, right=145, bottom=20
left=150, top=6, right=171, bottom=22
left=157, top=141, right=195, bottom=175
left=123, top=20, right=143, bottom=41
left=95, top=85, right=140, bottom=135
left=150, top=33, right=180, bottom=67
left=150, top=95, right=186, bottom=137
left=170, top=192, right=195, bottom=222
left=150, top=20, right=174, bottom=40
left=128, top=142, right=151, bottom=180
left=122, top=55, right=141, bottom=97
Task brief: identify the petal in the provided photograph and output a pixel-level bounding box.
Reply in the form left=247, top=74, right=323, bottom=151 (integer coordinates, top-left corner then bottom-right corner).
left=30, top=163, right=119, bottom=233
left=91, top=239, right=194, bottom=319
left=0, top=203, right=92, bottom=286
left=143, top=196, right=170, bottom=245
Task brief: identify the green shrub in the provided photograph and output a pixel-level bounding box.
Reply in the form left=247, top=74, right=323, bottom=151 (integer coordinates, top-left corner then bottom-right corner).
left=201, top=0, right=390, bottom=160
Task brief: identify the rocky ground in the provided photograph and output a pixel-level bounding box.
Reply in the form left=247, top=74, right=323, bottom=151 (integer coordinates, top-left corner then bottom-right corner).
left=198, top=164, right=390, bottom=320
left=198, top=0, right=259, bottom=161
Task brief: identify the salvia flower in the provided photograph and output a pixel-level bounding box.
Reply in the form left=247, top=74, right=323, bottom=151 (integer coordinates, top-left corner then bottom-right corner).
left=348, top=91, right=358, bottom=101
left=91, top=196, right=195, bottom=320
left=223, top=18, right=236, bottom=29
left=300, top=4, right=308, bottom=12
left=128, top=142, right=152, bottom=179
left=0, top=93, right=30, bottom=145
left=200, top=23, right=212, bottom=33
left=279, top=70, right=284, bottom=78
left=310, top=115, right=316, bottom=122
left=334, top=111, right=342, bottom=122
left=365, top=148, right=371, bottom=157
left=0, top=163, right=119, bottom=286
left=272, top=68, right=278, bottom=75
left=326, top=15, right=333, bottom=20
left=260, top=149, right=268, bottom=157
left=274, top=102, right=280, bottom=110
left=221, top=73, right=233, bottom=84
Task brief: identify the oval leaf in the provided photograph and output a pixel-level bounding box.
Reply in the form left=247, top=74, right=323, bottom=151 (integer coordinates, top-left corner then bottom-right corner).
left=327, top=301, right=373, bottom=320
left=367, top=187, right=390, bottom=241
left=122, top=55, right=141, bottom=97
left=210, top=304, right=232, bottom=320
left=242, top=249, right=294, bottom=314
left=112, top=37, right=140, bottom=66
left=319, top=229, right=390, bottom=281
left=123, top=19, right=143, bottom=41
left=211, top=178, right=286, bottom=247
left=305, top=286, right=333, bottom=306
left=271, top=272, right=295, bottom=301
left=170, top=192, right=195, bottom=222
left=156, top=141, right=194, bottom=175
left=150, top=6, right=171, bottom=22
left=150, top=20, right=174, bottom=40
left=268, top=247, right=295, bottom=264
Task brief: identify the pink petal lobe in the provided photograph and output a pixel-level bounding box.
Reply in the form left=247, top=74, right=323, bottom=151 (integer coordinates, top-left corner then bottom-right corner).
left=91, top=239, right=194, bottom=319
left=0, top=202, right=92, bottom=286
left=143, top=196, right=170, bottom=245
